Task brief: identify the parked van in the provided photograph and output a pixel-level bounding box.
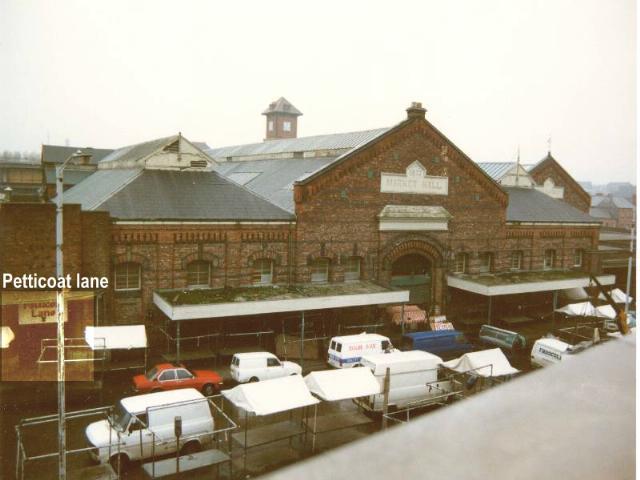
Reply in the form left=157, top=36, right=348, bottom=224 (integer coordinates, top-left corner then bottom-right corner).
left=327, top=333, right=393, bottom=368
left=478, top=324, right=526, bottom=352
left=354, top=350, right=451, bottom=411
left=402, top=330, right=474, bottom=358
left=230, top=352, right=301, bottom=383
left=86, top=388, right=213, bottom=471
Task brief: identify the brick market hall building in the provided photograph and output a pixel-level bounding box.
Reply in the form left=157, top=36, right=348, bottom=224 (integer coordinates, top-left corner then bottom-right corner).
left=1, top=99, right=615, bottom=376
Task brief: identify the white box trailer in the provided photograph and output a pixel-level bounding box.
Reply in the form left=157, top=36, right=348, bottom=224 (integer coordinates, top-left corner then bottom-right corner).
left=354, top=350, right=452, bottom=411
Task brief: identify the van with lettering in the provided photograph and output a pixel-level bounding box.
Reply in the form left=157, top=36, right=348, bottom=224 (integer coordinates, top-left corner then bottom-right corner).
left=327, top=333, right=393, bottom=368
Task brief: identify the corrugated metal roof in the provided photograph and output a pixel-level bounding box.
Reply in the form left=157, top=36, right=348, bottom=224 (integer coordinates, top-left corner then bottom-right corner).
left=611, top=197, right=634, bottom=208
left=206, top=128, right=389, bottom=159
left=62, top=169, right=144, bottom=210
left=477, top=162, right=515, bottom=180
left=42, top=145, right=114, bottom=165
left=504, top=187, right=598, bottom=223
left=213, top=156, right=337, bottom=212
left=99, top=136, right=176, bottom=164
left=73, top=169, right=294, bottom=221
left=44, top=169, right=95, bottom=186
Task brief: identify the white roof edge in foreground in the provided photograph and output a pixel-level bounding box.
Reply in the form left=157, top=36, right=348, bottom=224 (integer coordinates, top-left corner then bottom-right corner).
left=447, top=274, right=616, bottom=297
left=153, top=289, right=409, bottom=321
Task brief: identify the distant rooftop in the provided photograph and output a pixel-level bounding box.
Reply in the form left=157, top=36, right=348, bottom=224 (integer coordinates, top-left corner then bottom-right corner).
left=262, top=97, right=303, bottom=116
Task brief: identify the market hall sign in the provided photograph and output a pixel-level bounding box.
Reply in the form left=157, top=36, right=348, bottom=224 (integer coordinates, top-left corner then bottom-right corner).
left=380, top=161, right=448, bottom=195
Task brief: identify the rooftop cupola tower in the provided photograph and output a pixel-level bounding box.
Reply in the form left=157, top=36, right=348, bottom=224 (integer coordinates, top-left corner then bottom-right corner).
left=262, top=97, right=302, bottom=140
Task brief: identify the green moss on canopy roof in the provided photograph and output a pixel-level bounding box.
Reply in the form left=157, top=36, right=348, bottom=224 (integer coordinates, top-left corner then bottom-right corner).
left=157, top=281, right=393, bottom=306
left=450, top=270, right=589, bottom=287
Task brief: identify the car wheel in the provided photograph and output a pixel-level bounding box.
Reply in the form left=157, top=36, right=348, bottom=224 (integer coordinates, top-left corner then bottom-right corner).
left=249, top=377, right=259, bottom=383
left=180, top=441, right=201, bottom=456
left=202, top=383, right=216, bottom=396
left=109, top=453, right=129, bottom=473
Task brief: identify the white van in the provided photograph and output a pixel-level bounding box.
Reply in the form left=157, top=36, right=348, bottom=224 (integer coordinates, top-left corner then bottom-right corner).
left=230, top=352, right=301, bottom=383
left=86, top=388, right=213, bottom=471
left=327, top=333, right=393, bottom=368
left=530, top=338, right=571, bottom=367
left=354, top=350, right=452, bottom=411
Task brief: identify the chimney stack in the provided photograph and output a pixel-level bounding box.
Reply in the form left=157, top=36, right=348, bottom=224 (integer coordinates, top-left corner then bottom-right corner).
left=406, top=101, right=426, bottom=120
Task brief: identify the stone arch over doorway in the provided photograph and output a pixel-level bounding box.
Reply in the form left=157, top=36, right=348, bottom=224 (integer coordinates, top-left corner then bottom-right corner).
left=380, top=235, right=447, bottom=314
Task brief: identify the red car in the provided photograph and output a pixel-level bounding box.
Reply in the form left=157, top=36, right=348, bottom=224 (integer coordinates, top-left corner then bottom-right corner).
left=133, top=363, right=223, bottom=396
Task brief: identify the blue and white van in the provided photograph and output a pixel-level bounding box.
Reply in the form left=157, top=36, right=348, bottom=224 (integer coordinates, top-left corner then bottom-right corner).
left=327, top=333, right=392, bottom=368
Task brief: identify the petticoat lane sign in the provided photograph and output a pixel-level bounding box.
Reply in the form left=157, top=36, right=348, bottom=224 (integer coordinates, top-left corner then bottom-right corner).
left=380, top=160, right=448, bottom=195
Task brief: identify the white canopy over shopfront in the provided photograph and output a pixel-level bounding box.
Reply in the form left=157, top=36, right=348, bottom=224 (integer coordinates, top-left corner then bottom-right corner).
left=442, top=349, right=519, bottom=377
left=222, top=375, right=319, bottom=416
left=304, top=367, right=381, bottom=401
left=84, top=325, right=147, bottom=350
left=599, top=288, right=633, bottom=304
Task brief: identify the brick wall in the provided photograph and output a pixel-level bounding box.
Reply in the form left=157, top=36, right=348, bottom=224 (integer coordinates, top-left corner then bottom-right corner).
left=530, top=159, right=591, bottom=212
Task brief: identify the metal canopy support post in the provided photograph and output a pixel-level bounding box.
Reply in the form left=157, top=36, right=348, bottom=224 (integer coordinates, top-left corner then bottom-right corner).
left=401, top=304, right=405, bottom=336
left=487, top=296, right=492, bottom=325
left=624, top=224, right=634, bottom=316
left=176, top=321, right=181, bottom=364
left=300, top=311, right=305, bottom=373
left=552, top=290, right=558, bottom=330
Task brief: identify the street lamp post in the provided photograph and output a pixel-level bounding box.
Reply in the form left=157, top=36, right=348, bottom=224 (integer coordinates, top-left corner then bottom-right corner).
left=54, top=150, right=85, bottom=480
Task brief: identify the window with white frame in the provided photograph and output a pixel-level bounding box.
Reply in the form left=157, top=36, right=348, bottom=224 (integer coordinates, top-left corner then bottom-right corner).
left=543, top=249, right=556, bottom=270
left=479, top=252, right=493, bottom=273
left=114, top=262, right=141, bottom=291
left=453, top=253, right=467, bottom=274
left=344, top=256, right=361, bottom=281
left=510, top=251, right=523, bottom=271
left=573, top=249, right=584, bottom=267
left=253, top=259, right=274, bottom=285
left=268, top=120, right=274, bottom=131
left=311, top=258, right=330, bottom=283
left=186, top=260, right=210, bottom=287
left=283, top=121, right=291, bottom=132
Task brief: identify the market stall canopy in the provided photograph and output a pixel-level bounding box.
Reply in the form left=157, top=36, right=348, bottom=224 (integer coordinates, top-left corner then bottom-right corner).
left=441, top=349, right=519, bottom=377
left=595, top=305, right=617, bottom=320
left=555, top=302, right=609, bottom=317
left=562, top=287, right=589, bottom=301
left=384, top=305, right=426, bottom=325
left=599, top=288, right=633, bottom=304
left=304, top=367, right=380, bottom=401
left=222, top=375, right=319, bottom=416
left=1, top=326, right=15, bottom=349
left=84, top=325, right=147, bottom=350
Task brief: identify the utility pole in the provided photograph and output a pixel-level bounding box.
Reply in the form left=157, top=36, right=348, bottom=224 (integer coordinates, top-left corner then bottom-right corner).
left=54, top=150, right=85, bottom=479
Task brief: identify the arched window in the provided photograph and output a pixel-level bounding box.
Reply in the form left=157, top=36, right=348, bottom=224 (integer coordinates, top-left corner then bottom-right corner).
left=344, top=256, right=361, bottom=281
left=253, top=259, right=274, bottom=285
left=311, top=258, right=330, bottom=283
left=186, top=260, right=210, bottom=287
left=114, top=262, right=141, bottom=291
left=453, top=253, right=468, bottom=274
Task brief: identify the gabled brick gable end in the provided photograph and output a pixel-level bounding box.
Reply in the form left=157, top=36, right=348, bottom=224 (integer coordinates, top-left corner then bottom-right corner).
left=529, top=154, right=591, bottom=213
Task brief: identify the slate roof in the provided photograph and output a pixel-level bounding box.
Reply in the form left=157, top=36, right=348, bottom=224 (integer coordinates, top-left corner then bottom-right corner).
left=63, top=169, right=294, bottom=221
left=503, top=187, right=598, bottom=223
left=591, top=196, right=634, bottom=209
left=589, top=207, right=613, bottom=219
left=99, top=136, right=177, bottom=164
left=477, top=162, right=515, bottom=181
left=206, top=128, right=389, bottom=159
left=611, top=197, right=634, bottom=208
left=45, top=169, right=95, bottom=186
left=42, top=145, right=114, bottom=165
left=262, top=97, right=302, bottom=116
left=214, top=156, right=337, bottom=212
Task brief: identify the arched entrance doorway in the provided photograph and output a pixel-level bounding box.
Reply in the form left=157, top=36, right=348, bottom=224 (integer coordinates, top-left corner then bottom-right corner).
left=390, top=253, right=432, bottom=305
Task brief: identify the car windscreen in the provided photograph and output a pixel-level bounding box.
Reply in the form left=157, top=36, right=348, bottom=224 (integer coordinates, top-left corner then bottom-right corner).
left=111, top=401, right=131, bottom=432
left=145, top=367, right=158, bottom=381
left=336, top=342, right=342, bottom=353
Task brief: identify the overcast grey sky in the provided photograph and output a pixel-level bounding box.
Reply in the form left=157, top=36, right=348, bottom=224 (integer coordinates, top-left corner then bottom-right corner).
left=0, top=0, right=636, bottom=183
